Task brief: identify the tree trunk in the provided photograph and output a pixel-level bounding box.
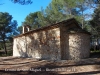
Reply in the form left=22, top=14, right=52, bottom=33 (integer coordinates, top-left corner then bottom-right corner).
left=97, top=38, right=100, bottom=50
left=3, top=38, right=7, bottom=55
left=81, top=5, right=84, bottom=29
left=68, top=7, right=72, bottom=18
left=93, top=39, right=96, bottom=51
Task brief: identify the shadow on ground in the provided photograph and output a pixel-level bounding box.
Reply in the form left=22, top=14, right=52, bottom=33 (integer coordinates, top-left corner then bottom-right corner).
left=0, top=52, right=100, bottom=75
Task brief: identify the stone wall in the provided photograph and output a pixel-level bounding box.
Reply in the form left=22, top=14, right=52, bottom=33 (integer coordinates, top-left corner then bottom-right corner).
left=13, top=28, right=61, bottom=60
left=13, top=18, right=90, bottom=60
left=13, top=36, right=26, bottom=57
left=60, top=24, right=81, bottom=60
left=68, top=33, right=90, bottom=60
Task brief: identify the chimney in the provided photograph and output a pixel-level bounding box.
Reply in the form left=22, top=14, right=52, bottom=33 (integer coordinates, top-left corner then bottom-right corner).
left=26, top=25, right=31, bottom=32
left=22, top=25, right=25, bottom=34
left=22, top=25, right=31, bottom=33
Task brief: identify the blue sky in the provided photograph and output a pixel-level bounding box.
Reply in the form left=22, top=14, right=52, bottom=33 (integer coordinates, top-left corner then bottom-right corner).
left=0, top=0, right=51, bottom=26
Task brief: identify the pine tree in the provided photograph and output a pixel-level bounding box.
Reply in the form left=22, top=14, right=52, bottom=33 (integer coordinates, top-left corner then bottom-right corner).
left=22, top=12, right=41, bottom=29
left=0, top=12, right=18, bottom=55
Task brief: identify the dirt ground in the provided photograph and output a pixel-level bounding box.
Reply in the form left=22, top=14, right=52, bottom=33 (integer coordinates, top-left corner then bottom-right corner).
left=0, top=56, right=100, bottom=75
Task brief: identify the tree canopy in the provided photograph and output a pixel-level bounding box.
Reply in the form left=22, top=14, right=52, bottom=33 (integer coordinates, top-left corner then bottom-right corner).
left=0, top=12, right=18, bottom=55
left=11, top=0, right=32, bottom=5
left=18, top=0, right=100, bottom=33
left=22, top=12, right=40, bottom=29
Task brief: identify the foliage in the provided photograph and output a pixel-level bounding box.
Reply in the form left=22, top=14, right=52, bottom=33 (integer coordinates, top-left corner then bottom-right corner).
left=18, top=25, right=22, bottom=34
left=37, top=0, right=93, bottom=28
left=22, top=12, right=41, bottom=29
left=37, top=10, right=48, bottom=26
left=10, top=0, right=32, bottom=5
left=18, top=11, right=45, bottom=34
left=0, top=12, right=18, bottom=55
left=90, top=5, right=100, bottom=36
left=17, top=0, right=100, bottom=34
left=89, top=5, right=100, bottom=51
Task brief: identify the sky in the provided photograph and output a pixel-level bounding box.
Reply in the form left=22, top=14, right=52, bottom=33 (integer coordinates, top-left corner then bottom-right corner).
left=0, top=0, right=51, bottom=26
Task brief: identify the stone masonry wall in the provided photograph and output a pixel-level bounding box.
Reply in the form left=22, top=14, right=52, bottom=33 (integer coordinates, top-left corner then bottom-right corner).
left=68, top=33, right=90, bottom=60
left=13, top=28, right=61, bottom=60
left=13, top=20, right=90, bottom=60
left=13, top=36, right=26, bottom=57
left=60, top=24, right=81, bottom=60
